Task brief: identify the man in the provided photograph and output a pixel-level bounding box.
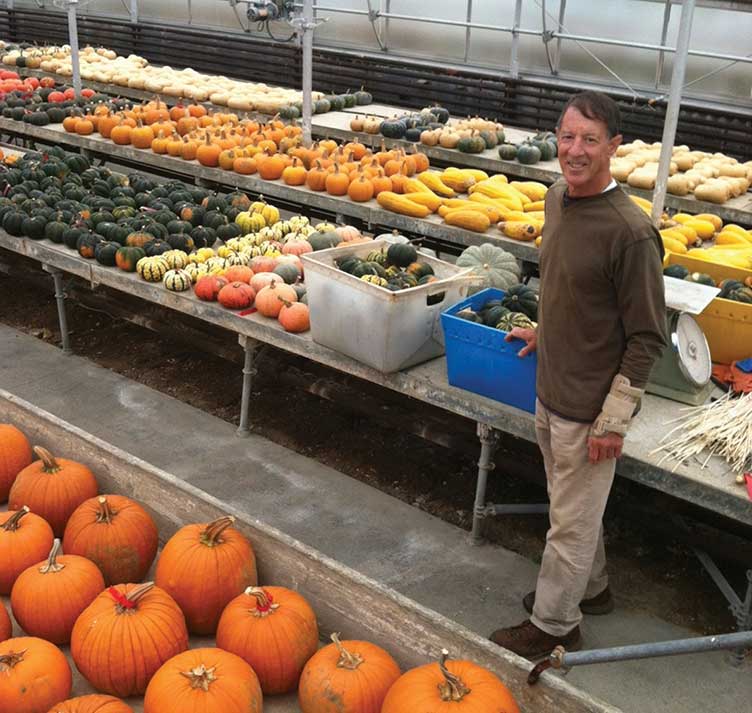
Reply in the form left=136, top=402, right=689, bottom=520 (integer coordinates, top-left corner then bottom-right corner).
left=489, top=91, right=667, bottom=658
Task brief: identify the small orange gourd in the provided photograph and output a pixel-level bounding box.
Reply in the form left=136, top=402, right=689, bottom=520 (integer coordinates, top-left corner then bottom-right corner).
left=0, top=423, right=32, bottom=503
left=325, top=164, right=350, bottom=196
left=278, top=299, right=310, bottom=333
left=0, top=600, right=11, bottom=642
left=196, top=134, right=221, bottom=167
left=45, top=694, right=135, bottom=712
left=256, top=281, right=298, bottom=318
left=282, top=157, right=308, bottom=186
left=347, top=173, right=375, bottom=202
left=306, top=160, right=329, bottom=191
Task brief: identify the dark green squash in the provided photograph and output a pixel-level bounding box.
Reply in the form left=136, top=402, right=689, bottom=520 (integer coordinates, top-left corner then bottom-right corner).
left=190, top=226, right=216, bottom=249
left=308, top=231, right=342, bottom=251
left=22, top=215, right=48, bottom=240
left=166, top=233, right=195, bottom=253
left=516, top=144, right=542, bottom=165
left=386, top=242, right=418, bottom=268
left=457, top=135, right=486, bottom=154
left=62, top=227, right=88, bottom=250
left=380, top=119, right=407, bottom=139
left=44, top=221, right=68, bottom=244
left=94, top=240, right=120, bottom=267
left=663, top=264, right=690, bottom=280
left=216, top=223, right=243, bottom=242
left=115, top=246, right=146, bottom=272
left=273, top=262, right=302, bottom=284
left=77, top=233, right=104, bottom=259
left=501, top=284, right=539, bottom=320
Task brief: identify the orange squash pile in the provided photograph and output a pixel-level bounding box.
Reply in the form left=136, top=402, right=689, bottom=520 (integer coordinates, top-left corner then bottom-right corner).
left=0, top=424, right=521, bottom=713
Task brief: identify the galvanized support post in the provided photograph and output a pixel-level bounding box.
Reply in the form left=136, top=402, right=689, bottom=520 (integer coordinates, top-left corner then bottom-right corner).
left=650, top=0, right=695, bottom=228
left=237, top=335, right=260, bottom=437
left=43, top=265, right=72, bottom=355
left=471, top=422, right=498, bottom=544
left=66, top=0, right=82, bottom=99
left=510, top=0, right=523, bottom=79
left=129, top=0, right=138, bottom=24
left=381, top=0, right=390, bottom=51
left=463, top=0, right=473, bottom=64
left=6, top=1, right=14, bottom=11
left=301, top=0, right=314, bottom=147
left=553, top=0, right=567, bottom=75
left=655, top=0, right=673, bottom=88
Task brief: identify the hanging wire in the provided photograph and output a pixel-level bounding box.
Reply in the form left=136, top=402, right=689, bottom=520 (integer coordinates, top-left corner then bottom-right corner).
left=265, top=18, right=297, bottom=43
left=531, top=0, right=640, bottom=100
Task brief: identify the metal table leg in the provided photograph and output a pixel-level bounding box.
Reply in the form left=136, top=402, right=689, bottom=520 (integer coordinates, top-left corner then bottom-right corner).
left=472, top=423, right=499, bottom=543
left=42, top=264, right=72, bottom=354
left=472, top=422, right=549, bottom=545
left=237, top=335, right=261, bottom=437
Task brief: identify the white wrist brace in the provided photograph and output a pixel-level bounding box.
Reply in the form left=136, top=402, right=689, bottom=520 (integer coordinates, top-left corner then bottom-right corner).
left=590, top=374, right=644, bottom=437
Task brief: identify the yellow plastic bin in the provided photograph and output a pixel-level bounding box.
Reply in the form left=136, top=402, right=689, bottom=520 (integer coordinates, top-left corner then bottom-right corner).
left=666, top=254, right=752, bottom=364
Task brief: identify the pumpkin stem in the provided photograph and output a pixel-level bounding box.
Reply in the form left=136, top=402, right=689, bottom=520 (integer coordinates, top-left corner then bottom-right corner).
left=1, top=506, right=30, bottom=531
left=0, top=650, right=27, bottom=671
left=110, top=582, right=155, bottom=613
left=39, top=538, right=65, bottom=574
left=245, top=586, right=280, bottom=617
left=33, top=446, right=61, bottom=473
left=201, top=516, right=235, bottom=546
left=96, top=496, right=116, bottom=523
left=180, top=664, right=218, bottom=691
left=332, top=632, right=364, bottom=670
left=437, top=649, right=471, bottom=702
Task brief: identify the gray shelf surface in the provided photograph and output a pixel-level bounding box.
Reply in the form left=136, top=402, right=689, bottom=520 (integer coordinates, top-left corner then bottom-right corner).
left=0, top=230, right=747, bottom=528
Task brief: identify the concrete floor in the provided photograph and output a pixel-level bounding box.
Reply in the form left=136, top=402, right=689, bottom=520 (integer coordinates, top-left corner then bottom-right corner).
left=0, top=323, right=749, bottom=713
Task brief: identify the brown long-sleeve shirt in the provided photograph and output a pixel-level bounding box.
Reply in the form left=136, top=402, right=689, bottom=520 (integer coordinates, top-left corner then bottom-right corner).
left=536, top=180, right=668, bottom=421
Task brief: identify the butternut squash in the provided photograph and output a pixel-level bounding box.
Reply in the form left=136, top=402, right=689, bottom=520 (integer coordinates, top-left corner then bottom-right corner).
left=376, top=191, right=431, bottom=218
left=443, top=210, right=491, bottom=232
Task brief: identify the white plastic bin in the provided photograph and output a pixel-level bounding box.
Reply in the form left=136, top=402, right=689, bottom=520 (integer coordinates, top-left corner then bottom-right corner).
left=302, top=240, right=472, bottom=373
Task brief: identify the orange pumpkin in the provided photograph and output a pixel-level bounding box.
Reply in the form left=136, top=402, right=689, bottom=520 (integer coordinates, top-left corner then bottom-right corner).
left=0, top=423, right=32, bottom=502
left=11, top=539, right=105, bottom=645
left=223, top=265, right=254, bottom=284
left=75, top=119, right=95, bottom=136
left=143, top=647, right=262, bottom=713
left=381, top=650, right=520, bottom=713
left=347, top=174, right=375, bottom=202
left=0, top=600, right=11, bottom=642
left=45, top=694, right=134, bottom=712
left=278, top=299, right=310, bottom=333
left=281, top=238, right=312, bottom=256
left=71, top=582, right=189, bottom=697
left=249, top=271, right=281, bottom=293
left=282, top=157, right=307, bottom=186
left=249, top=256, right=278, bottom=274
left=9, top=447, right=98, bottom=537
left=255, top=280, right=298, bottom=318
left=306, top=160, right=329, bottom=191
left=216, top=586, right=319, bottom=694
left=335, top=225, right=362, bottom=242
left=298, top=633, right=401, bottom=713
left=196, top=135, right=221, bottom=167
left=257, top=152, right=286, bottom=181
left=0, top=636, right=72, bottom=713
left=233, top=156, right=257, bottom=175
left=325, top=165, right=350, bottom=196
left=62, top=495, right=159, bottom=586
left=155, top=516, right=257, bottom=635
left=0, top=508, right=55, bottom=595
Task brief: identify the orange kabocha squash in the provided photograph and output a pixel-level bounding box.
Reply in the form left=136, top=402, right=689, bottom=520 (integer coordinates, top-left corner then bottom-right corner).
left=216, top=586, right=319, bottom=694
left=381, top=650, right=520, bottom=713
left=11, top=539, right=104, bottom=645
left=71, top=582, right=189, bottom=697
left=46, top=694, right=134, bottom=712
left=62, top=495, right=158, bottom=586
left=9, top=447, right=98, bottom=537
left=0, top=423, right=32, bottom=502
left=298, top=633, right=401, bottom=713
left=143, top=648, right=262, bottom=713
left=155, top=516, right=257, bottom=635
left=0, top=636, right=72, bottom=713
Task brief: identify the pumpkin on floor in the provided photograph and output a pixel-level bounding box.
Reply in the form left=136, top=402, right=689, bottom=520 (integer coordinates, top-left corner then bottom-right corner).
left=143, top=647, right=262, bottom=713
left=11, top=538, right=105, bottom=645
left=0, top=508, right=55, bottom=595
left=0, top=423, right=32, bottom=503
left=9, top=447, right=98, bottom=537
left=45, top=694, right=135, bottom=712
left=298, top=633, right=401, bottom=713
left=62, top=494, right=159, bottom=586
left=0, top=636, right=72, bottom=713
left=155, top=516, right=257, bottom=635
left=216, top=585, right=319, bottom=694
left=381, top=649, right=520, bottom=713
left=71, top=582, right=189, bottom=697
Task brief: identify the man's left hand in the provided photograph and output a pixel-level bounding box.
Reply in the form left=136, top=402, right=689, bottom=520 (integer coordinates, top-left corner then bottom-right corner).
left=587, top=432, right=624, bottom=464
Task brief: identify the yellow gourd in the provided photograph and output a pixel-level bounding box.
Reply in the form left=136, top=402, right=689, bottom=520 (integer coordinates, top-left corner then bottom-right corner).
left=376, top=191, right=431, bottom=218
left=443, top=210, right=491, bottom=232
left=500, top=221, right=541, bottom=241
left=403, top=191, right=443, bottom=212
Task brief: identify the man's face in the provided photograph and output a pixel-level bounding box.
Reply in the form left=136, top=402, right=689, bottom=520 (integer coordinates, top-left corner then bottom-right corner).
left=556, top=106, right=622, bottom=197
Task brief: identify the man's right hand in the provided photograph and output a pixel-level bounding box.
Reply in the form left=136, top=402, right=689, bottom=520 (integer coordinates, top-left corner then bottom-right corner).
left=504, top=327, right=537, bottom=357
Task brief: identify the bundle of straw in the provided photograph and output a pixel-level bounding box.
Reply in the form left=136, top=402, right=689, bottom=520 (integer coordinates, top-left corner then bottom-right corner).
left=650, top=392, right=752, bottom=475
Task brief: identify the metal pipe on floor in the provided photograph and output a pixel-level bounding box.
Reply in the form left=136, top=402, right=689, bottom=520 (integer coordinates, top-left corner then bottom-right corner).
left=529, top=630, right=752, bottom=684
left=651, top=0, right=695, bottom=227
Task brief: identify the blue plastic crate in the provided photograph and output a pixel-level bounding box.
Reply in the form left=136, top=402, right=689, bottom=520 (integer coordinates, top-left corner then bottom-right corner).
left=440, top=288, right=537, bottom=413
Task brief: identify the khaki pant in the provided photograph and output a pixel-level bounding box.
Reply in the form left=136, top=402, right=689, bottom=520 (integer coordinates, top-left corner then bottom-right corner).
left=530, top=399, right=616, bottom=637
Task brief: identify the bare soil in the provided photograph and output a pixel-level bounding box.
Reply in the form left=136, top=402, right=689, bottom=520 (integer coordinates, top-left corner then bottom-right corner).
left=0, top=266, right=746, bottom=637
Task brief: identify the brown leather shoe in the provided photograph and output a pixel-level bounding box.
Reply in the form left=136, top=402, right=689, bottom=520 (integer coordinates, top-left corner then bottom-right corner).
left=489, top=619, right=582, bottom=660
left=523, top=586, right=614, bottom=616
